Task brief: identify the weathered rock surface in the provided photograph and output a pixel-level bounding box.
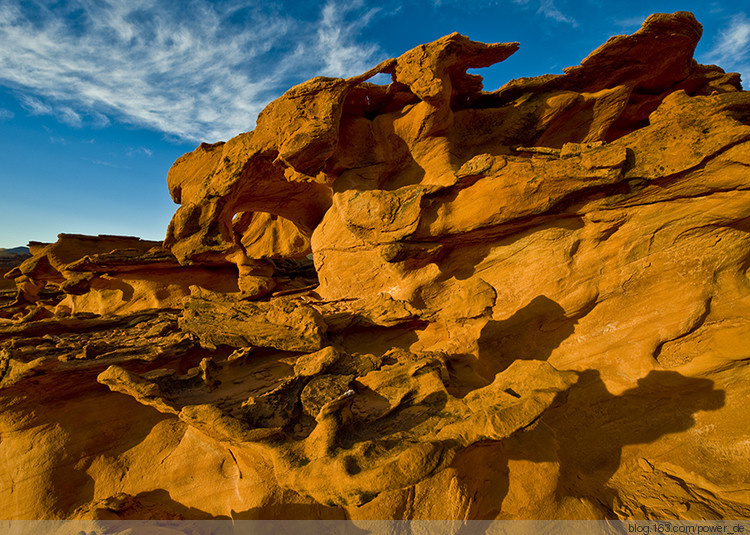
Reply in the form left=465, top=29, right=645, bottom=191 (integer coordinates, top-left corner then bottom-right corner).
left=1, top=11, right=749, bottom=521
left=2, top=234, right=239, bottom=317
left=0, top=248, right=30, bottom=313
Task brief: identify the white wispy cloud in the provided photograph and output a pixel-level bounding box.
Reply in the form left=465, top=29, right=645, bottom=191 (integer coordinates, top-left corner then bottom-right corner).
left=316, top=0, right=381, bottom=77
left=83, top=158, right=129, bottom=169
left=19, top=95, right=53, bottom=116
left=703, top=13, right=750, bottom=87
left=537, top=0, right=577, bottom=26
left=41, top=125, right=68, bottom=145
left=127, top=147, right=153, bottom=158
left=614, top=15, right=651, bottom=30
left=0, top=107, right=12, bottom=120
left=0, top=0, right=384, bottom=142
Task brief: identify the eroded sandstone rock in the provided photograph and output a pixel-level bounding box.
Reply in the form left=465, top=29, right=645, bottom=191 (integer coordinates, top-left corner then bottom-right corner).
left=2, top=234, right=240, bottom=317
left=179, top=287, right=327, bottom=352
left=95, top=348, right=574, bottom=507
left=1, top=11, right=749, bottom=521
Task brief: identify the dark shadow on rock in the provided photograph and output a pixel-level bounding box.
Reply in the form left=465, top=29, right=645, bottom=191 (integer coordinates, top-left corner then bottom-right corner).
left=84, top=489, right=232, bottom=524
left=427, top=214, right=585, bottom=284
left=50, top=467, right=96, bottom=517
left=130, top=489, right=229, bottom=520
left=440, top=294, right=586, bottom=397
left=344, top=389, right=448, bottom=447
left=449, top=368, right=725, bottom=519
left=476, top=295, right=588, bottom=380
left=546, top=369, right=725, bottom=511
left=532, top=97, right=599, bottom=148
left=333, top=115, right=426, bottom=192
left=334, top=323, right=422, bottom=358
left=103, top=278, right=135, bottom=302
left=2, top=370, right=175, bottom=517
left=232, top=501, right=349, bottom=521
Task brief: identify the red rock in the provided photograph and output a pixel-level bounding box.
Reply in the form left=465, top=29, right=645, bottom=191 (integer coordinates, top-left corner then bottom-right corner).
left=2, top=11, right=749, bottom=521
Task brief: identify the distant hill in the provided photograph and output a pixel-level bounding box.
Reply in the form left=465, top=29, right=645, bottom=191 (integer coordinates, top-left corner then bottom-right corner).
left=0, top=247, right=30, bottom=290
left=0, top=247, right=30, bottom=256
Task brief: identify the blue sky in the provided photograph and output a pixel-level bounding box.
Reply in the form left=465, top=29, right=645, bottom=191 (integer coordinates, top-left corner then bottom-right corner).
left=1, top=0, right=748, bottom=248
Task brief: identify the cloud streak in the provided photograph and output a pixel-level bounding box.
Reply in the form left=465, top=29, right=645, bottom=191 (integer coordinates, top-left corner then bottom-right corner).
left=537, top=0, right=577, bottom=26
left=316, top=0, right=381, bottom=77
left=0, top=0, right=384, bottom=142
left=703, top=13, right=750, bottom=87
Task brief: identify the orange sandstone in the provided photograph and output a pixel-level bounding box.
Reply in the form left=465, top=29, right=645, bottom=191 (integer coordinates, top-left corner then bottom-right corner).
left=1, top=12, right=749, bottom=521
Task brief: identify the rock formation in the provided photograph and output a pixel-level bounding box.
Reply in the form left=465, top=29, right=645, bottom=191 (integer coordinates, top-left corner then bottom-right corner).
left=1, top=11, right=749, bottom=521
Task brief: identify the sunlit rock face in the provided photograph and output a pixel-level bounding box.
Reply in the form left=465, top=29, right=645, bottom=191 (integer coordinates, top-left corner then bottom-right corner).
left=2, top=12, right=750, bottom=521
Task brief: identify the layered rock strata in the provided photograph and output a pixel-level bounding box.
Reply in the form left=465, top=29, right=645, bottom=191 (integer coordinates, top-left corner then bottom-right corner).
left=1, top=12, right=749, bottom=521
